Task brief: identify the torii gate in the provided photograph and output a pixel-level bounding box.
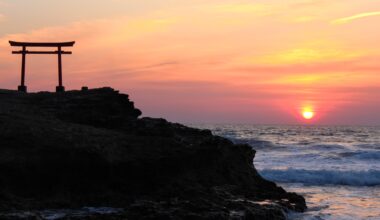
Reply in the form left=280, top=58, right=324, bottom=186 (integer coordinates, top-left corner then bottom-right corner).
left=9, top=41, right=75, bottom=92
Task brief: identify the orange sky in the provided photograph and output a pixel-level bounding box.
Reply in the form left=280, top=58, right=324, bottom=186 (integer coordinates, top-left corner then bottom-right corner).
left=0, top=0, right=379, bottom=124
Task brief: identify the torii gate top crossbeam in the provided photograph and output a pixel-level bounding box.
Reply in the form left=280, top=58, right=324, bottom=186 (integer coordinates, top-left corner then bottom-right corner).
left=9, top=41, right=75, bottom=47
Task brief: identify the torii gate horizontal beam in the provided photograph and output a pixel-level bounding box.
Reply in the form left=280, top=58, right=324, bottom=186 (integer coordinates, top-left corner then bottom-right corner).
left=12, top=51, right=72, bottom=54
left=9, top=41, right=75, bottom=47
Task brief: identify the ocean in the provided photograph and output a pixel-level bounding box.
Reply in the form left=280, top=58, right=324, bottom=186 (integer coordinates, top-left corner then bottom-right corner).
left=190, top=124, right=380, bottom=220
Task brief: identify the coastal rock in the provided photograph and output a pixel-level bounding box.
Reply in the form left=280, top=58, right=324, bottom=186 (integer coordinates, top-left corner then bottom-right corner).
left=0, top=88, right=306, bottom=219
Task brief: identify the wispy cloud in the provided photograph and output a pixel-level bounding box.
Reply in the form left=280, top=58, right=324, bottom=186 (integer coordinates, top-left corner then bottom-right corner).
left=212, top=3, right=276, bottom=15
left=332, top=11, right=380, bottom=24
left=290, top=0, right=330, bottom=8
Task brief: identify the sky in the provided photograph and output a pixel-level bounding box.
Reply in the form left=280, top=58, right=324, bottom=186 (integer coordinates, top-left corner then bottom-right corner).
left=0, top=0, right=379, bottom=125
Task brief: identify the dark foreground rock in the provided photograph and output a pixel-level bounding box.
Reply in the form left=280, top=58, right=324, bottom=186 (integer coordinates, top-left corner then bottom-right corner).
left=0, top=88, right=306, bottom=219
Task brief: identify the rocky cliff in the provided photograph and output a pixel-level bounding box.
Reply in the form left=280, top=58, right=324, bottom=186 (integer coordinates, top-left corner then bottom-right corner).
left=0, top=88, right=306, bottom=219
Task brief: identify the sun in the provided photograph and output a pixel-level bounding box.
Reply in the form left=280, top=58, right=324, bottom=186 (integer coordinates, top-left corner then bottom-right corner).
left=302, top=111, right=314, bottom=120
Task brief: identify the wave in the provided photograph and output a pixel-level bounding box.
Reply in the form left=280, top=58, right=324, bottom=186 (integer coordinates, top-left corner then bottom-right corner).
left=259, top=169, right=380, bottom=186
left=308, top=144, right=347, bottom=151
left=247, top=139, right=276, bottom=149
left=338, top=151, right=380, bottom=160
left=228, top=138, right=277, bottom=149
left=356, top=143, right=380, bottom=150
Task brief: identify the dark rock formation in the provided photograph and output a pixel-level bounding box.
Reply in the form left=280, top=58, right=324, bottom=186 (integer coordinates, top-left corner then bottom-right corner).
left=0, top=88, right=306, bottom=219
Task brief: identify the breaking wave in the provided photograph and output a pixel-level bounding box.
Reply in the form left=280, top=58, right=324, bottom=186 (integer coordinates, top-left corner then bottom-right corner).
left=259, top=169, right=380, bottom=186
left=338, top=151, right=380, bottom=160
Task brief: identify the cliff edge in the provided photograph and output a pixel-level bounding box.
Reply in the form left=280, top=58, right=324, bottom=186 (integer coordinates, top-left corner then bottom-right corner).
left=0, top=88, right=306, bottom=219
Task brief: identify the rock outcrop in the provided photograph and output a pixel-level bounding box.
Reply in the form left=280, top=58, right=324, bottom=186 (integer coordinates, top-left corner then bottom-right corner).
left=0, top=88, right=306, bottom=219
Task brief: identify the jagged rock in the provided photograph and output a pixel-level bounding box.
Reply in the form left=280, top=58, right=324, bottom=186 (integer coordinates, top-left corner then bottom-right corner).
left=0, top=88, right=306, bottom=219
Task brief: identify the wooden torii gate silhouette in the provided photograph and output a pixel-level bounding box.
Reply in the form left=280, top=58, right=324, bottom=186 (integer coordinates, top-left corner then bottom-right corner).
left=9, top=41, right=75, bottom=92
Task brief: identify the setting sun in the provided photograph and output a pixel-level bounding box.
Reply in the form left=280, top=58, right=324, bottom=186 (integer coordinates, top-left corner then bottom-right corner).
left=302, top=111, right=315, bottom=120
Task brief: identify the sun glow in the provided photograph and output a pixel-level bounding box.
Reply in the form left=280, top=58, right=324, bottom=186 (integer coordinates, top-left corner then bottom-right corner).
left=302, top=110, right=315, bottom=120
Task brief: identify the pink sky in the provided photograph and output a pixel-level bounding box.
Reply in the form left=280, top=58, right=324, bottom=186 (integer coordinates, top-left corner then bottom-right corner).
left=0, top=0, right=379, bottom=124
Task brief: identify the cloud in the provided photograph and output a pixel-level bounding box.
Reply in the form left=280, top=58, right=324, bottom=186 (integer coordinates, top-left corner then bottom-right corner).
left=332, top=11, right=380, bottom=24
left=212, top=3, right=276, bottom=15
left=255, top=47, right=365, bottom=65
left=236, top=39, right=371, bottom=66
left=231, top=58, right=380, bottom=77
left=290, top=0, right=330, bottom=7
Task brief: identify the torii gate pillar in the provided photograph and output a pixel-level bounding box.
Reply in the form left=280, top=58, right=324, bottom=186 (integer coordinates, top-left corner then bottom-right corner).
left=18, top=46, right=27, bottom=92
left=57, top=46, right=64, bottom=92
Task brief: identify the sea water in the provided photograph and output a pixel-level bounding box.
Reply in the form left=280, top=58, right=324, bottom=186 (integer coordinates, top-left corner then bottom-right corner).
left=190, top=124, right=380, bottom=220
